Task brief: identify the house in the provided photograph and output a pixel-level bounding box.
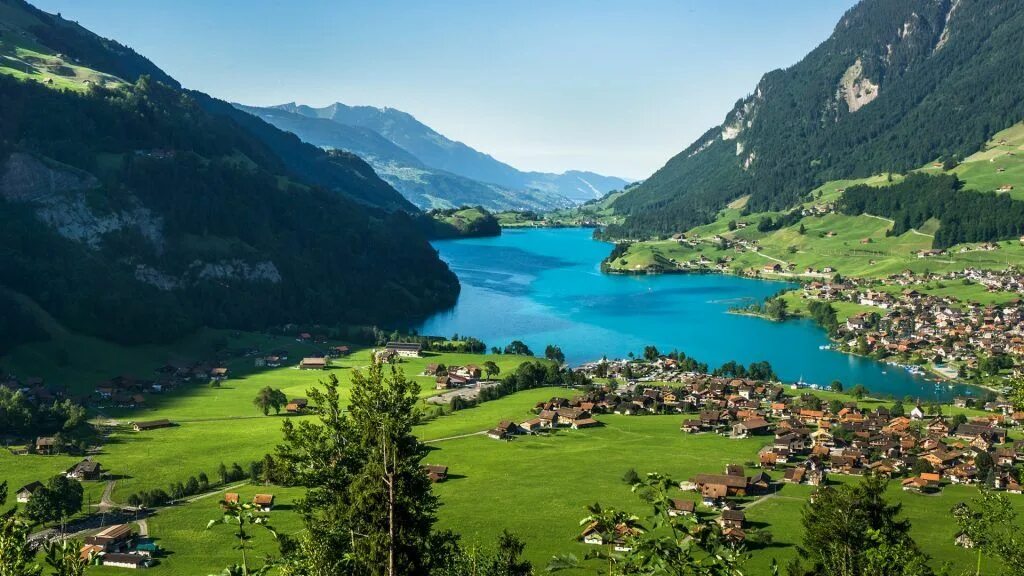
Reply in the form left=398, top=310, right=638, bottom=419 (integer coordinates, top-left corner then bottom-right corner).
left=783, top=467, right=806, bottom=484
left=101, top=553, right=151, bottom=569
left=253, top=494, right=275, bottom=512
left=133, top=419, right=172, bottom=432
left=901, top=472, right=941, bottom=493
left=520, top=418, right=544, bottom=433
left=299, top=357, right=328, bottom=370
left=224, top=493, right=240, bottom=505
left=16, top=481, right=44, bottom=503
left=718, top=510, right=745, bottom=529
left=384, top=342, right=422, bottom=358
left=84, top=524, right=134, bottom=552
left=35, top=436, right=58, bottom=455
left=285, top=398, right=308, bottom=413
left=732, top=417, right=771, bottom=438
left=67, top=459, right=103, bottom=481
left=668, top=499, right=695, bottom=517
left=210, top=367, right=229, bottom=381
left=581, top=522, right=640, bottom=552
left=571, top=418, right=601, bottom=429
left=424, top=465, right=448, bottom=483
left=692, top=474, right=748, bottom=497
left=488, top=420, right=522, bottom=440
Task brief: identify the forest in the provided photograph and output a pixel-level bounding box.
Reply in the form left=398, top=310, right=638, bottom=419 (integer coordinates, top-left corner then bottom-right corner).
left=839, top=173, right=1024, bottom=248
left=0, top=74, right=459, bottom=344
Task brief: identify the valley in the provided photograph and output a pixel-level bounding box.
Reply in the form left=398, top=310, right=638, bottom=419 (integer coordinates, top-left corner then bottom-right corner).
left=4, top=0, right=1024, bottom=575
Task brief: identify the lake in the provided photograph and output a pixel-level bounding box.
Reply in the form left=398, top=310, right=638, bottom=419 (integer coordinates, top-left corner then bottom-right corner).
left=417, top=227, right=975, bottom=401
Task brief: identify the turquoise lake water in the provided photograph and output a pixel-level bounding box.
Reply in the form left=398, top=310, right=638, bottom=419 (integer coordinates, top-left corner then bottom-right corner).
left=417, top=227, right=975, bottom=401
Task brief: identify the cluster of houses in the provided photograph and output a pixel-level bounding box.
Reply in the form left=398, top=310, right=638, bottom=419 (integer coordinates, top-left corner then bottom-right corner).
left=424, top=363, right=485, bottom=389
left=804, top=269, right=1024, bottom=368
left=571, top=362, right=1024, bottom=496
left=483, top=397, right=603, bottom=441
left=224, top=492, right=276, bottom=512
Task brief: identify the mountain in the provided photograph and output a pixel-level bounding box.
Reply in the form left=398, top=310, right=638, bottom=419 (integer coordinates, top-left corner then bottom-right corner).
left=235, top=104, right=571, bottom=211
left=607, top=0, right=1024, bottom=238
left=0, top=0, right=458, bottom=345
left=271, top=101, right=631, bottom=204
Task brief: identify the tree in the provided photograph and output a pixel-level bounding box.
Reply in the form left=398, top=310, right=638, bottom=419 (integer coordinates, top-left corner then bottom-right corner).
left=953, top=489, right=1024, bottom=576
left=0, top=514, right=42, bottom=576
left=44, top=538, right=89, bottom=576
left=798, top=223, right=807, bottom=235
left=890, top=401, right=905, bottom=418
left=207, top=500, right=278, bottom=576
left=789, top=474, right=931, bottom=576
left=24, top=475, right=83, bottom=529
left=482, top=361, right=500, bottom=379
left=849, top=384, right=869, bottom=400
left=829, top=380, right=843, bottom=393
left=551, top=473, right=746, bottom=576
left=544, top=345, right=566, bottom=365
left=911, top=459, right=933, bottom=475
left=766, top=297, right=788, bottom=321
left=276, top=367, right=440, bottom=576
left=503, top=341, right=533, bottom=356
left=346, top=362, right=438, bottom=576
left=642, top=346, right=660, bottom=362
left=253, top=387, right=287, bottom=416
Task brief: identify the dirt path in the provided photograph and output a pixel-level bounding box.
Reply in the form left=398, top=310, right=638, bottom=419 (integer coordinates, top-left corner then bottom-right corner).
left=743, top=492, right=804, bottom=510
left=94, top=480, right=116, bottom=511
left=863, top=213, right=895, bottom=224
left=423, top=430, right=487, bottom=444
left=751, top=251, right=788, bottom=265
left=135, top=518, right=149, bottom=537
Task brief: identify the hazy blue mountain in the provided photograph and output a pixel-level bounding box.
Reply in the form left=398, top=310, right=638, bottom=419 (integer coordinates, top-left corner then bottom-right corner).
left=236, top=104, right=574, bottom=211
left=273, top=101, right=630, bottom=203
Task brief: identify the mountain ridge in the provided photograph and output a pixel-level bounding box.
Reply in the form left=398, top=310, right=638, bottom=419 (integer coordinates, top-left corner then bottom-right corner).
left=607, top=0, right=1024, bottom=238
left=268, top=100, right=631, bottom=205
left=0, top=0, right=459, bottom=345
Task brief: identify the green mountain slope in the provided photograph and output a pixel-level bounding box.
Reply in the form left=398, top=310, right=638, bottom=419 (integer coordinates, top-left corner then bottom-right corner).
left=0, top=0, right=458, bottom=345
left=274, top=101, right=631, bottom=203
left=236, top=104, right=573, bottom=211
left=609, top=0, right=1024, bottom=238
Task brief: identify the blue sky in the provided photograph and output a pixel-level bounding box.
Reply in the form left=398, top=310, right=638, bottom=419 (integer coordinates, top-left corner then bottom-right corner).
left=35, top=1, right=856, bottom=179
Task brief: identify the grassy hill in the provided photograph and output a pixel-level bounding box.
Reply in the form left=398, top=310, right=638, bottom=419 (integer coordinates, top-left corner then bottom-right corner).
left=605, top=123, right=1024, bottom=300
left=422, top=206, right=501, bottom=239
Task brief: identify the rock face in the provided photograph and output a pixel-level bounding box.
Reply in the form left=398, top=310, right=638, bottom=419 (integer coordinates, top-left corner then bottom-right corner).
left=839, top=58, right=880, bottom=113
left=0, top=152, right=98, bottom=201
left=0, top=152, right=280, bottom=289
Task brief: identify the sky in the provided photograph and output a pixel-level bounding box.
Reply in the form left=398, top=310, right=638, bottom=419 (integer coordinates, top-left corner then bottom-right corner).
left=35, top=1, right=857, bottom=180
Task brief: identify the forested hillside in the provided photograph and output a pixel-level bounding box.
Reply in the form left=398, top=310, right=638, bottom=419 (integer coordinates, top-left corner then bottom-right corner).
left=0, top=0, right=459, bottom=344
left=608, top=0, right=1024, bottom=237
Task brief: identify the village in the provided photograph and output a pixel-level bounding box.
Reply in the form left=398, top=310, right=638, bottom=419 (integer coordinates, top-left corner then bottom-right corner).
left=451, top=355, right=1024, bottom=548
left=802, top=267, right=1024, bottom=386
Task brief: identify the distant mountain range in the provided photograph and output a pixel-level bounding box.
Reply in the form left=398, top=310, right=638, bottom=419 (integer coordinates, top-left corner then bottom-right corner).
left=607, top=0, right=1024, bottom=238
left=238, top=102, right=630, bottom=211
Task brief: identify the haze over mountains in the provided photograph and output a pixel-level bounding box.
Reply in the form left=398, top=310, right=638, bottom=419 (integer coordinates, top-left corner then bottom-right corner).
left=239, top=101, right=630, bottom=211
left=606, top=0, right=1024, bottom=238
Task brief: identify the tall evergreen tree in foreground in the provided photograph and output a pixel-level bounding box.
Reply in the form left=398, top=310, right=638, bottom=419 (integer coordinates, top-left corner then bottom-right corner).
left=275, top=365, right=436, bottom=576
left=787, top=475, right=932, bottom=576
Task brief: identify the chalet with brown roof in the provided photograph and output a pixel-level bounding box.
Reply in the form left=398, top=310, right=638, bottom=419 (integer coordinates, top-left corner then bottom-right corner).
left=253, top=494, right=275, bottom=511
left=299, top=357, right=328, bottom=370
left=668, top=499, right=695, bottom=517
left=424, top=465, right=448, bottom=483
left=133, top=419, right=172, bottom=432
